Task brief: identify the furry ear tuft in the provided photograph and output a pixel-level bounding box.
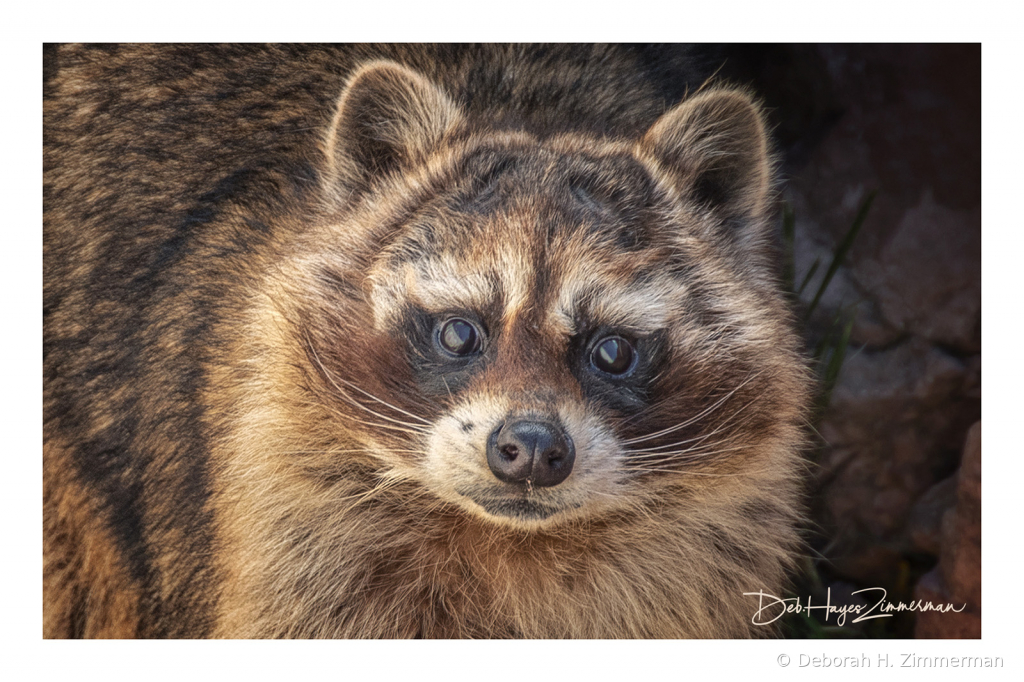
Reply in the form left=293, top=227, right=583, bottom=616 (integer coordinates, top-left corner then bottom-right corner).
left=641, top=89, right=772, bottom=221
left=325, top=60, right=462, bottom=194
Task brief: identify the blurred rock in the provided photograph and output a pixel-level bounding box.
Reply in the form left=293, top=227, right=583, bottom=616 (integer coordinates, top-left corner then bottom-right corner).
left=827, top=546, right=904, bottom=589
left=915, top=570, right=981, bottom=639
left=856, top=197, right=980, bottom=353
left=815, top=339, right=979, bottom=568
left=914, top=422, right=981, bottom=638
left=907, top=475, right=957, bottom=556
left=942, top=421, right=982, bottom=607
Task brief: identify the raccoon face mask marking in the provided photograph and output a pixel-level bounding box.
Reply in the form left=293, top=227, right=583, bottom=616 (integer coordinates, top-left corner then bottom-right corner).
left=303, top=60, right=802, bottom=530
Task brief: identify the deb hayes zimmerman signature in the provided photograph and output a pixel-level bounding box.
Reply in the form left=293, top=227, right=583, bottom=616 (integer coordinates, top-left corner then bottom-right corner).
left=744, top=587, right=966, bottom=627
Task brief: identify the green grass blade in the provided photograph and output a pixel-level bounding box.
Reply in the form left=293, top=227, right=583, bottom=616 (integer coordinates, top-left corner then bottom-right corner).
left=797, top=259, right=821, bottom=297
left=805, top=191, right=876, bottom=318
left=821, top=315, right=855, bottom=406
left=813, top=307, right=845, bottom=360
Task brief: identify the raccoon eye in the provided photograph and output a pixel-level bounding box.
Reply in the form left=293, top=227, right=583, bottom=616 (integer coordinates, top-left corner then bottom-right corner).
left=591, top=336, right=635, bottom=375
left=437, top=318, right=483, bottom=356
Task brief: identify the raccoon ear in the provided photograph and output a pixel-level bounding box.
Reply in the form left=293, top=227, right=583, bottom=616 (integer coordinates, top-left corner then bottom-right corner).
left=325, top=60, right=462, bottom=193
left=641, top=89, right=772, bottom=221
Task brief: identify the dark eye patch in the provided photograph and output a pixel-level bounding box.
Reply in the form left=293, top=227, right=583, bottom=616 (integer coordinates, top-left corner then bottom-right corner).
left=568, top=324, right=668, bottom=414
left=400, top=305, right=492, bottom=397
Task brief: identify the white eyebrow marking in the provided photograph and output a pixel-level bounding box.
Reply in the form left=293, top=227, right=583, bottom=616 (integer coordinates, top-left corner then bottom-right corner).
left=372, top=250, right=534, bottom=322
left=411, top=255, right=498, bottom=312
left=550, top=270, right=684, bottom=334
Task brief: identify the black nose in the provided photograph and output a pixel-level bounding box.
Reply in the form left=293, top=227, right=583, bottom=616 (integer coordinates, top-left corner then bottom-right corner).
left=487, top=420, right=575, bottom=487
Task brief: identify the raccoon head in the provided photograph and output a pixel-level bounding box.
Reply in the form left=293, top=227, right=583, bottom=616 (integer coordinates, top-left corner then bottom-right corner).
left=299, top=60, right=806, bottom=530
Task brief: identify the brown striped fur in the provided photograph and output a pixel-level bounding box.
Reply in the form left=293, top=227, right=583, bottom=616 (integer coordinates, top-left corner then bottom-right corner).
left=44, top=45, right=811, bottom=638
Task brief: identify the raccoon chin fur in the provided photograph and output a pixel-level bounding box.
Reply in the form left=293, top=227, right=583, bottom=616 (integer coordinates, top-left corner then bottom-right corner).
left=44, top=45, right=812, bottom=639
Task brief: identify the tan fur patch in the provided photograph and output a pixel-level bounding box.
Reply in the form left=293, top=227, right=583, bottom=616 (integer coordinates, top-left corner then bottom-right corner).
left=43, top=439, right=141, bottom=638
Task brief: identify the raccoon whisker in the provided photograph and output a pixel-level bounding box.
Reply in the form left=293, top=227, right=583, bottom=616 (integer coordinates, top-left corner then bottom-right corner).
left=622, top=430, right=745, bottom=456
left=620, top=371, right=761, bottom=445
left=621, top=466, right=762, bottom=478
left=331, top=479, right=404, bottom=504
left=323, top=368, right=433, bottom=426
left=316, top=400, right=431, bottom=438
left=282, top=448, right=430, bottom=456
left=614, top=369, right=728, bottom=429
left=618, top=407, right=757, bottom=466
left=625, top=442, right=754, bottom=462
left=622, top=373, right=760, bottom=445
left=338, top=475, right=415, bottom=512
left=621, top=395, right=760, bottom=454
left=317, top=372, right=433, bottom=431
left=624, top=435, right=746, bottom=458
left=626, top=427, right=754, bottom=457
left=319, top=372, right=432, bottom=430
left=305, top=336, right=432, bottom=432
left=292, top=396, right=429, bottom=439
left=622, top=426, right=734, bottom=455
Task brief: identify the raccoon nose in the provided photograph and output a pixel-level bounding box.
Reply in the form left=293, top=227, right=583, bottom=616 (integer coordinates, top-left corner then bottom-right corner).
left=487, top=420, right=575, bottom=488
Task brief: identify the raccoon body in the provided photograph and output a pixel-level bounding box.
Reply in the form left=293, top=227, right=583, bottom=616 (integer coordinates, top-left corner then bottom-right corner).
left=44, top=44, right=811, bottom=638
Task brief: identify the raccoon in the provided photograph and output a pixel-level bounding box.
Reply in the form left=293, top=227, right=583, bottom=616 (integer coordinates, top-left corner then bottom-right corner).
left=44, top=44, right=811, bottom=638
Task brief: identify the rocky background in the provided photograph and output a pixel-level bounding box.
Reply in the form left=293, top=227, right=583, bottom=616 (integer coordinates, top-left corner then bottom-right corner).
left=719, top=44, right=981, bottom=638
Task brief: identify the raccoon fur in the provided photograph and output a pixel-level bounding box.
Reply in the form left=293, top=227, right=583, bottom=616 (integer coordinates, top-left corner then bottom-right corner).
left=43, top=44, right=812, bottom=638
